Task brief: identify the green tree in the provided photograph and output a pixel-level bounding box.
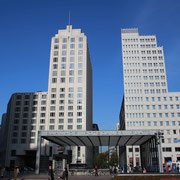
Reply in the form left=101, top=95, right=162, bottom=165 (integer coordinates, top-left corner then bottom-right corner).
left=93, top=152, right=108, bottom=168
left=109, top=152, right=119, bottom=166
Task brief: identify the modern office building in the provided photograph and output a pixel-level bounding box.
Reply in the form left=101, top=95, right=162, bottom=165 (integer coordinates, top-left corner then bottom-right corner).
left=2, top=25, right=93, bottom=168
left=119, top=29, right=180, bottom=166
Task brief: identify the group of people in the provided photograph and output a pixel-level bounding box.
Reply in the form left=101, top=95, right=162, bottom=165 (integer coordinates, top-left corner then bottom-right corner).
left=48, top=166, right=68, bottom=180
left=0, top=166, right=20, bottom=179
left=109, top=165, right=147, bottom=175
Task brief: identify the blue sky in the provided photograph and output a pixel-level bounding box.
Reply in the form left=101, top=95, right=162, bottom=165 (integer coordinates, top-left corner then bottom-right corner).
left=0, top=0, right=180, bottom=130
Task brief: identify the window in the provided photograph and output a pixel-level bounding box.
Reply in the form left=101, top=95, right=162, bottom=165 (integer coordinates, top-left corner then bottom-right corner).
left=78, top=44, right=83, bottom=48
left=50, top=119, right=55, bottom=123
left=49, top=125, right=54, bottom=130
left=77, top=125, right=82, bottom=129
left=71, top=38, right=75, bottom=42
left=160, top=121, right=163, bottom=126
left=30, top=139, right=35, bottom=143
left=59, top=119, right=64, bottom=123
left=55, top=38, right=59, bottom=43
left=62, top=38, right=67, bottom=43
left=70, top=57, right=74, bottom=62
left=175, top=147, right=180, bottom=152
left=69, top=77, right=74, bottom=83
left=68, top=119, right=73, bottom=123
left=54, top=51, right=58, bottom=56
left=68, top=125, right=73, bottom=129
left=62, top=44, right=67, bottom=49
left=70, top=44, right=75, bottom=48
left=77, top=118, right=82, bottom=123
left=69, top=87, right=74, bottom=92
left=68, top=112, right=73, bottom=117
left=78, top=87, right=83, bottom=92
left=78, top=70, right=83, bottom=75
left=166, top=121, right=169, bottom=126
left=69, top=70, right=74, bottom=75
left=40, top=126, right=45, bottom=130
left=78, top=63, right=83, bottom=68
left=21, top=139, right=26, bottom=144
left=51, top=88, right=56, bottom=92
left=69, top=64, right=74, bottom=69
left=77, top=112, right=82, bottom=116
left=58, top=125, right=64, bottom=130
left=70, top=50, right=75, bottom=55
left=78, top=77, right=83, bottom=83
left=79, top=37, right=83, bottom=42
left=172, top=121, right=175, bottom=126
left=68, top=106, right=73, bottom=110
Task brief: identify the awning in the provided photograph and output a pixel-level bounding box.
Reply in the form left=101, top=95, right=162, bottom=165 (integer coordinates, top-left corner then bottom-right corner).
left=39, top=130, right=158, bottom=147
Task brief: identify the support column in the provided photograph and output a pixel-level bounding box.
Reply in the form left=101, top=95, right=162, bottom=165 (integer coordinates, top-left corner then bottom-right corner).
left=157, top=135, right=163, bottom=173
left=35, top=132, right=42, bottom=174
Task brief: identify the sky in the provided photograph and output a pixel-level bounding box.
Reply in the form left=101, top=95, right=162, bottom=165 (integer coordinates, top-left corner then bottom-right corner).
left=0, top=0, right=180, bottom=130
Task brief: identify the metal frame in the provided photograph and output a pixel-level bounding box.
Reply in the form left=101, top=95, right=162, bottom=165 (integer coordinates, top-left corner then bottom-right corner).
left=35, top=130, right=162, bottom=174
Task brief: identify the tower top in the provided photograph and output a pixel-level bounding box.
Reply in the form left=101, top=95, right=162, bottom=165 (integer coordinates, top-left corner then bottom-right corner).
left=69, top=10, right=71, bottom=25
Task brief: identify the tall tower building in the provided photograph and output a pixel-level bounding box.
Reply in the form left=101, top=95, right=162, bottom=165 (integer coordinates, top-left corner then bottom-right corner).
left=120, top=29, right=180, bottom=165
left=46, top=25, right=93, bottom=165
left=2, top=25, right=93, bottom=168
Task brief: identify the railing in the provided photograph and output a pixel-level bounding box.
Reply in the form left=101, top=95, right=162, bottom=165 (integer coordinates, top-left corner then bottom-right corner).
left=54, top=169, right=111, bottom=176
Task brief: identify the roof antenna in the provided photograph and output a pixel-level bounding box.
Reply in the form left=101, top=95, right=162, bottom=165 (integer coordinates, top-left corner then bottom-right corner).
left=69, top=10, right=71, bottom=25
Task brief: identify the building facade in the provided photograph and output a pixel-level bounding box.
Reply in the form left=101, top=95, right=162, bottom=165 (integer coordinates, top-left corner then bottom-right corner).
left=119, top=29, right=180, bottom=166
left=3, top=25, right=93, bottom=168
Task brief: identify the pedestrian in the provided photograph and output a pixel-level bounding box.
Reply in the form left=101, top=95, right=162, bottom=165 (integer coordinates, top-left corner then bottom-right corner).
left=0, top=166, right=5, bottom=178
left=94, top=167, right=98, bottom=176
left=60, top=168, right=68, bottom=180
left=14, top=166, right=19, bottom=180
left=143, top=167, right=147, bottom=173
left=48, top=165, right=54, bottom=180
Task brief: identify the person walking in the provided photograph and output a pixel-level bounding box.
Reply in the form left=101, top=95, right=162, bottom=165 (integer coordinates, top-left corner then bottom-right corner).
left=0, top=167, right=5, bottom=178
left=48, top=165, right=54, bottom=180
left=60, top=168, right=68, bottom=180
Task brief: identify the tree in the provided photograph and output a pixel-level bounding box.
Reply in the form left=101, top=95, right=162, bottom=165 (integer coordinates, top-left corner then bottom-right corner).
left=93, top=152, right=108, bottom=168
left=109, top=152, right=119, bottom=166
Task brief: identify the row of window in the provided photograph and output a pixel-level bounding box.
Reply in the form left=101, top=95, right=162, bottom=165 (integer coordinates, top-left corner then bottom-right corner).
left=124, top=62, right=164, bottom=68
left=126, top=112, right=180, bottom=119
left=13, top=122, right=83, bottom=131
left=16, top=100, right=46, bottom=106
left=54, top=43, right=83, bottom=50
left=125, top=96, right=180, bottom=102
left=126, top=104, right=180, bottom=110
left=54, top=37, right=83, bottom=43
left=127, top=121, right=180, bottom=127
left=13, top=118, right=82, bottom=126
left=51, top=87, right=82, bottom=93
left=124, top=75, right=165, bottom=81
left=123, top=50, right=162, bottom=55
left=123, top=56, right=163, bottom=61
left=53, top=56, right=83, bottom=63
left=162, top=147, right=180, bottom=152
left=52, top=77, right=83, bottom=83
left=54, top=50, right=83, bottom=56
left=16, top=94, right=47, bottom=100
left=123, top=44, right=156, bottom=49
left=52, top=63, right=83, bottom=70
left=122, top=38, right=156, bottom=43
left=51, top=93, right=83, bottom=99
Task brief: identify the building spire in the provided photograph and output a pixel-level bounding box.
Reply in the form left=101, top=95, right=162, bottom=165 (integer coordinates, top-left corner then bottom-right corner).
left=69, top=10, right=71, bottom=25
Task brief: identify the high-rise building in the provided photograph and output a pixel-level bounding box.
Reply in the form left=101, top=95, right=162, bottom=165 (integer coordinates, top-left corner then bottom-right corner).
left=119, top=29, right=180, bottom=166
left=2, top=25, right=93, bottom=168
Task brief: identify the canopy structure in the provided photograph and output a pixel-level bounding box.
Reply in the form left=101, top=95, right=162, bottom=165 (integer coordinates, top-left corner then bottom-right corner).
left=35, top=130, right=163, bottom=174
left=40, top=130, right=158, bottom=147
